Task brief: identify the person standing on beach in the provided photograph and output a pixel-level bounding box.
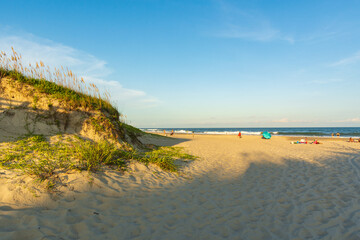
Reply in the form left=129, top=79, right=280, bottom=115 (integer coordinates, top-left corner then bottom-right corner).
left=337, top=132, right=340, bottom=137
left=331, top=133, right=334, bottom=138
left=170, top=129, right=174, bottom=136
left=238, top=131, right=242, bottom=138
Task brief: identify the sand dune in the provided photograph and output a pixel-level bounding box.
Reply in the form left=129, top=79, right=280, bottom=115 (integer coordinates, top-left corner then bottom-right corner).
left=1, top=135, right=360, bottom=239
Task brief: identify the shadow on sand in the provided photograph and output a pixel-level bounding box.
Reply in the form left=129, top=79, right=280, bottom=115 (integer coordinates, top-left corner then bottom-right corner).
left=1, top=148, right=360, bottom=239
left=139, top=134, right=191, bottom=147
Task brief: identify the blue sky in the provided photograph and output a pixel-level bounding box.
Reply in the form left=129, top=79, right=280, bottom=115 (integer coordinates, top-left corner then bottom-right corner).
left=1, top=0, right=360, bottom=127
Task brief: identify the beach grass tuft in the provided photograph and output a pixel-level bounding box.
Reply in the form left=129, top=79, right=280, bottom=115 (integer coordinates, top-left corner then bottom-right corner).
left=0, top=134, right=197, bottom=189
left=0, top=48, right=118, bottom=117
left=0, top=48, right=197, bottom=189
left=71, top=139, right=124, bottom=172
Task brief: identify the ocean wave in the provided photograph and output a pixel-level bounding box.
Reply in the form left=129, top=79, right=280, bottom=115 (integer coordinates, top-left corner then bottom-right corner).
left=241, top=131, right=262, bottom=135
left=203, top=131, right=239, bottom=135
left=141, top=128, right=360, bottom=137
left=142, top=128, right=160, bottom=132
left=202, top=131, right=263, bottom=135
left=175, top=130, right=193, bottom=134
left=277, top=131, right=327, bottom=136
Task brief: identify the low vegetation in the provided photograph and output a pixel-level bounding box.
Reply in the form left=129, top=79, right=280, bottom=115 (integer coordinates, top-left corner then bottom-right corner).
left=0, top=48, right=197, bottom=190
left=0, top=48, right=117, bottom=117
left=0, top=134, right=197, bottom=189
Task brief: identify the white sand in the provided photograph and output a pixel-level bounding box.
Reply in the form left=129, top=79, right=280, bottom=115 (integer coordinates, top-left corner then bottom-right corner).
left=1, top=135, right=360, bottom=239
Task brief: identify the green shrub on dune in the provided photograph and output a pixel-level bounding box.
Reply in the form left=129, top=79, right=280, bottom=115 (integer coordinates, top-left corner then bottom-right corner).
left=0, top=48, right=197, bottom=189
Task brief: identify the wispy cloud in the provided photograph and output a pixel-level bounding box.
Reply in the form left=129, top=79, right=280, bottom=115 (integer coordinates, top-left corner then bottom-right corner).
left=0, top=31, right=159, bottom=108
left=333, top=118, right=360, bottom=123
left=330, top=51, right=360, bottom=67
left=272, top=118, right=313, bottom=123
left=218, top=24, right=282, bottom=42
left=82, top=76, right=159, bottom=106
left=213, top=0, right=293, bottom=43
left=216, top=24, right=294, bottom=43
left=307, top=78, right=344, bottom=84
left=297, top=30, right=340, bottom=44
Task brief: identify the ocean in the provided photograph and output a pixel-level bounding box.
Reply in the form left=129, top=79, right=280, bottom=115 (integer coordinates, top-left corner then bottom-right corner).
left=141, top=127, right=360, bottom=137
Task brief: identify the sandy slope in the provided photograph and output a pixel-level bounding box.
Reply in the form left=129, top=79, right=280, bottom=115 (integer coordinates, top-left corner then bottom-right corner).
left=0, top=77, right=126, bottom=144
left=1, top=135, right=360, bottom=239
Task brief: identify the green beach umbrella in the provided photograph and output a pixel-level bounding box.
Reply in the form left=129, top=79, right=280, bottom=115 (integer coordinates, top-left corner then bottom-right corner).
left=262, top=131, right=271, bottom=139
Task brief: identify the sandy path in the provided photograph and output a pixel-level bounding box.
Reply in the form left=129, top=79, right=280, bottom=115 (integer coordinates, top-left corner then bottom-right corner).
left=1, top=135, right=360, bottom=239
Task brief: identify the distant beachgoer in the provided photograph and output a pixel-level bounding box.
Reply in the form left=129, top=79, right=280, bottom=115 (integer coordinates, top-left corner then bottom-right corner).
left=170, top=129, right=174, bottom=136
left=238, top=131, right=242, bottom=138
left=163, top=130, right=166, bottom=136
left=331, top=133, right=334, bottom=138
left=349, top=137, right=354, bottom=142
left=336, top=132, right=340, bottom=137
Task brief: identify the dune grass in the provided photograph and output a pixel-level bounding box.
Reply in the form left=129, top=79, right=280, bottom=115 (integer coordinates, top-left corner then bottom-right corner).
left=70, top=139, right=126, bottom=172
left=122, top=123, right=144, bottom=136
left=0, top=134, right=197, bottom=189
left=0, top=48, right=197, bottom=189
left=0, top=48, right=118, bottom=118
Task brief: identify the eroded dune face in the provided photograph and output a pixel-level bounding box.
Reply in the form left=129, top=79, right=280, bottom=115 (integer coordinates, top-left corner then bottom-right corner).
left=0, top=77, right=123, bottom=143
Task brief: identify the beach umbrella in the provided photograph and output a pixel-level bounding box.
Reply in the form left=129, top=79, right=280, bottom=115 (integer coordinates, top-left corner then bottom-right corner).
left=262, top=131, right=271, bottom=139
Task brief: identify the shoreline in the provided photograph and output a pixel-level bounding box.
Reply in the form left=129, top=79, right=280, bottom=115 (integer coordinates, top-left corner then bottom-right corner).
left=142, top=126, right=360, bottom=138
left=147, top=132, right=357, bottom=140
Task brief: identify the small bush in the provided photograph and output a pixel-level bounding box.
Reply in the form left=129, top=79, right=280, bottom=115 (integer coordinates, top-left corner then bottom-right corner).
left=27, top=158, right=57, bottom=181
left=0, top=133, right=197, bottom=190
left=71, top=140, right=118, bottom=172
left=132, top=146, right=197, bottom=172
left=146, top=154, right=178, bottom=172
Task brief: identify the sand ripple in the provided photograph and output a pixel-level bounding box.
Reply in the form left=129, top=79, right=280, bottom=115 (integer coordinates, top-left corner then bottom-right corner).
left=1, top=135, right=360, bottom=239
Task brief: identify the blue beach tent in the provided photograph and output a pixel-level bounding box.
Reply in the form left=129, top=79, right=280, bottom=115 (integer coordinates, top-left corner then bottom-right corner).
left=262, top=131, right=271, bottom=139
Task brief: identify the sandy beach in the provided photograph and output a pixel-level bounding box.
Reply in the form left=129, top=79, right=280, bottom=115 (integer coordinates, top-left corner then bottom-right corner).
left=2, top=1, right=360, bottom=239
left=1, top=134, right=360, bottom=239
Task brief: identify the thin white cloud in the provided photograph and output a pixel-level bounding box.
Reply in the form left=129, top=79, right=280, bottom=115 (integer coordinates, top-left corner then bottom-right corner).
left=0, top=35, right=106, bottom=74
left=0, top=31, right=159, bottom=108
left=216, top=22, right=294, bottom=43
left=213, top=0, right=293, bottom=43
left=334, top=118, right=360, bottom=123
left=272, top=118, right=313, bottom=123
left=218, top=24, right=280, bottom=41
left=330, top=51, right=360, bottom=67
left=82, top=76, right=159, bottom=107
left=273, top=118, right=291, bottom=123
left=297, top=30, right=340, bottom=44
left=308, top=78, right=344, bottom=84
